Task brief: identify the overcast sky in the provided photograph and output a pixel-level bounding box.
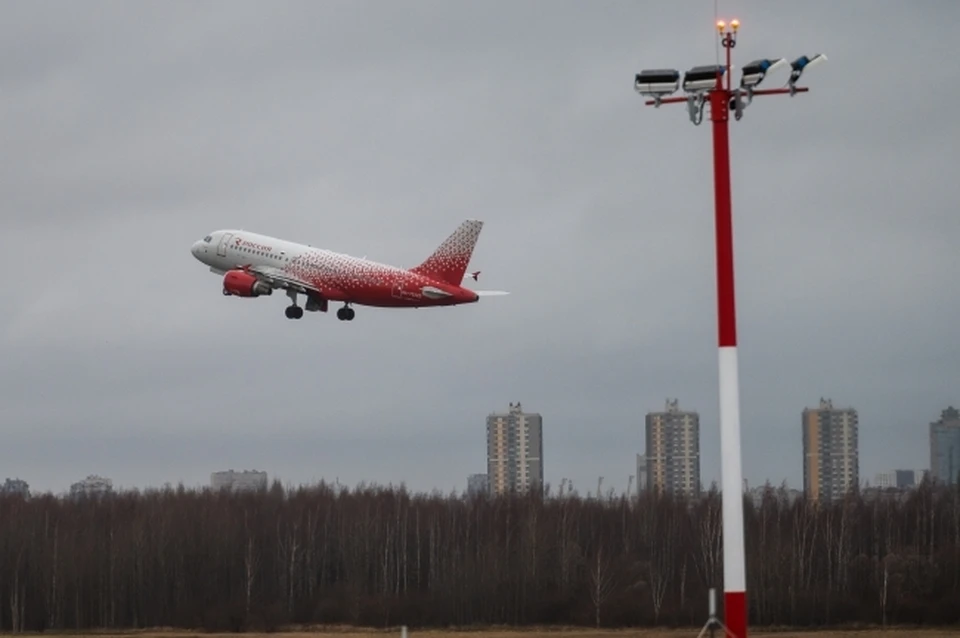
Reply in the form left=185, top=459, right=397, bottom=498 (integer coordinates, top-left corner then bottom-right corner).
left=1, top=0, right=957, bottom=496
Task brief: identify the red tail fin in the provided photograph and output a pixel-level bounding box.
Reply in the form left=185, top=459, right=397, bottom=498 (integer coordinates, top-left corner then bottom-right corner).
left=410, top=219, right=483, bottom=285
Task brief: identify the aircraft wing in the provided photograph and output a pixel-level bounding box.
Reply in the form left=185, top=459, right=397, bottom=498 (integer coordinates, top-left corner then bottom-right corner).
left=244, top=264, right=321, bottom=296
left=242, top=263, right=377, bottom=303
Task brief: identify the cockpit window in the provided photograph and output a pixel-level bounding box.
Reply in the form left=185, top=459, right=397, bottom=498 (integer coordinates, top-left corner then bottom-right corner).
left=203, top=235, right=212, bottom=242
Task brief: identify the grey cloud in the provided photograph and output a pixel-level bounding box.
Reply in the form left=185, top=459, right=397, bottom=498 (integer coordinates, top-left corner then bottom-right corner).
left=1, top=0, right=958, bottom=496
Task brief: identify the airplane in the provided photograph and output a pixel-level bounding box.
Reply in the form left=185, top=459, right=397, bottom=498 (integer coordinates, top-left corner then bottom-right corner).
left=189, top=219, right=508, bottom=321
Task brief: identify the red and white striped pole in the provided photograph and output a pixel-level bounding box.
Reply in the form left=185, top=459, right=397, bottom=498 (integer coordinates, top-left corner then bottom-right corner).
left=709, top=22, right=747, bottom=638
left=634, top=18, right=826, bottom=638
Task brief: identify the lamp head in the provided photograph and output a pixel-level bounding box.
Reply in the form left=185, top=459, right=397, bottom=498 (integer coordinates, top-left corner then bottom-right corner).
left=789, top=53, right=828, bottom=85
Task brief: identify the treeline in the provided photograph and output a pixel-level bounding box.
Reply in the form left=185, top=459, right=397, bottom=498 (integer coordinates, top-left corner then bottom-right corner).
left=1, top=480, right=959, bottom=632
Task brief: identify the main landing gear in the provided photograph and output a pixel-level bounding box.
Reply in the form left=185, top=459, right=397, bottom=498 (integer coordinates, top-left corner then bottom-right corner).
left=284, top=289, right=354, bottom=321
left=285, top=289, right=304, bottom=320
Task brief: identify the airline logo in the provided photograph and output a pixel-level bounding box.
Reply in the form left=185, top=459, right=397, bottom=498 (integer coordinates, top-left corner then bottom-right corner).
left=234, top=237, right=273, bottom=252
left=391, top=284, right=423, bottom=301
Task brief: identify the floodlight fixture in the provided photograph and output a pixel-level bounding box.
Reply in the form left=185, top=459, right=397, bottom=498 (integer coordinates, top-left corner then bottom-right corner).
left=634, top=69, right=681, bottom=105
left=682, top=64, right=725, bottom=94
left=788, top=54, right=828, bottom=94
left=739, top=58, right=787, bottom=90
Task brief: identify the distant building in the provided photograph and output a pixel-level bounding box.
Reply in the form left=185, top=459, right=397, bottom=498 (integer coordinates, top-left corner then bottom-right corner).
left=467, top=473, right=489, bottom=496
left=930, top=406, right=960, bottom=485
left=486, top=402, right=543, bottom=496
left=644, top=399, right=701, bottom=499
left=895, top=469, right=916, bottom=487
left=1, top=478, right=29, bottom=497
left=874, top=469, right=918, bottom=490
left=802, top=398, right=859, bottom=503
left=211, top=470, right=268, bottom=492
left=874, top=472, right=896, bottom=489
left=70, top=475, right=113, bottom=497
left=870, top=470, right=923, bottom=490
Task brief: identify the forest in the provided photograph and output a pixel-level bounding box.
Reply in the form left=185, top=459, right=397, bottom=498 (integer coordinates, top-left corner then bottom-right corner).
left=0, top=480, right=958, bottom=633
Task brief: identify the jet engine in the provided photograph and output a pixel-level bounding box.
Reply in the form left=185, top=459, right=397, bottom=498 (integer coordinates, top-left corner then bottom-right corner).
left=223, top=270, right=273, bottom=297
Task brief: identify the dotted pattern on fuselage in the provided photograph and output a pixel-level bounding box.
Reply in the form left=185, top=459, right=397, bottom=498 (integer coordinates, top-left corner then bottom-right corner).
left=277, top=219, right=482, bottom=306
left=280, top=249, right=455, bottom=307
left=284, top=250, right=410, bottom=291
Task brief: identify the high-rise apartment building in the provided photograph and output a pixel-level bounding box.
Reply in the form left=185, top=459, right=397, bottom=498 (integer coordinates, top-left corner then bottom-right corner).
left=486, top=402, right=543, bottom=496
left=930, top=406, right=960, bottom=485
left=644, top=398, right=700, bottom=499
left=802, top=398, right=859, bottom=502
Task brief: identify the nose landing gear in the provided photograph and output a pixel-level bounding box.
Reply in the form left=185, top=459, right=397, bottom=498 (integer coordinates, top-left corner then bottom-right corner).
left=336, top=305, right=355, bottom=321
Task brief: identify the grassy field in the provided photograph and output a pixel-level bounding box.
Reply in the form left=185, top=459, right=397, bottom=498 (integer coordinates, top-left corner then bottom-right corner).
left=17, top=628, right=960, bottom=638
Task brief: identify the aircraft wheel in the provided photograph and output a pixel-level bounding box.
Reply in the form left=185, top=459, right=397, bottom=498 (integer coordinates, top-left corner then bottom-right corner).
left=285, top=305, right=303, bottom=319
left=345, top=307, right=355, bottom=321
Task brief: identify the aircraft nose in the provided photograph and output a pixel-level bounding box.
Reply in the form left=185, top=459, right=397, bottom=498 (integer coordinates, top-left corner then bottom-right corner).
left=191, top=241, right=202, bottom=258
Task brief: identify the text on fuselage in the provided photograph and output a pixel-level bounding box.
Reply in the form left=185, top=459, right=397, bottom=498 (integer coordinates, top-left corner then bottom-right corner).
left=235, top=238, right=273, bottom=252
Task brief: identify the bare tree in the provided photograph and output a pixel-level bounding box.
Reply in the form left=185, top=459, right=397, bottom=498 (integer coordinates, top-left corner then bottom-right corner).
left=1, top=478, right=959, bottom=630
left=9, top=547, right=24, bottom=633
left=647, top=498, right=680, bottom=623
left=692, top=489, right=723, bottom=589
left=243, top=509, right=258, bottom=619
left=588, top=544, right=617, bottom=627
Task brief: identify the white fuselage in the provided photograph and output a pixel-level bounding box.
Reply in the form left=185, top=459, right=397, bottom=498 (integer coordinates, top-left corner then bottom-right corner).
left=190, top=229, right=404, bottom=278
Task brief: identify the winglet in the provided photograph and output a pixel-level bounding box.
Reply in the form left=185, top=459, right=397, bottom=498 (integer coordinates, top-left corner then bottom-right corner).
left=410, top=219, right=483, bottom=285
